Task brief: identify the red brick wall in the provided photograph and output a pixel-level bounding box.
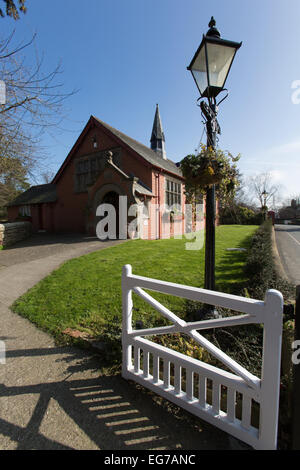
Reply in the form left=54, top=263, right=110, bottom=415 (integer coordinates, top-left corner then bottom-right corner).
left=7, top=206, right=19, bottom=222
left=148, top=171, right=185, bottom=240
left=53, top=123, right=156, bottom=234
left=7, top=203, right=57, bottom=232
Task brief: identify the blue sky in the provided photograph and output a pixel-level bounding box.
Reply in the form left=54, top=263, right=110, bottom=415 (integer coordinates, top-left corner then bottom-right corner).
left=2, top=0, right=300, bottom=200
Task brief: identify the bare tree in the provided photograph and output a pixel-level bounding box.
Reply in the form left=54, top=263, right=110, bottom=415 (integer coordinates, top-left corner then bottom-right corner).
left=0, top=0, right=26, bottom=19
left=41, top=170, right=55, bottom=184
left=234, top=175, right=256, bottom=209
left=0, top=30, right=76, bottom=211
left=248, top=172, right=283, bottom=210
left=1, top=31, right=76, bottom=140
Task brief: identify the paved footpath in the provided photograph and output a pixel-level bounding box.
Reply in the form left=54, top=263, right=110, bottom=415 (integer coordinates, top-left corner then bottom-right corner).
left=0, top=233, right=231, bottom=450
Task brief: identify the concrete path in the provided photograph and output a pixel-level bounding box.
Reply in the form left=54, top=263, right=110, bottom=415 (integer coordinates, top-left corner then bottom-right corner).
left=0, top=233, right=231, bottom=450
left=275, top=225, right=300, bottom=286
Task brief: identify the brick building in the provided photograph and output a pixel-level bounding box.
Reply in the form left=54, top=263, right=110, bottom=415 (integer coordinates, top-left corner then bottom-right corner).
left=7, top=106, right=203, bottom=239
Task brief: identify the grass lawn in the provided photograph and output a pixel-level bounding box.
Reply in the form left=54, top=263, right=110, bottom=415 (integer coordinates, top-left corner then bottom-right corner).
left=12, top=225, right=258, bottom=345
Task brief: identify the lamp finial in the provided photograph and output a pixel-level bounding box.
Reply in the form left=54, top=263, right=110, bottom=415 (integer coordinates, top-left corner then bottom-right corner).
left=207, top=16, right=220, bottom=38
left=209, top=17, right=216, bottom=28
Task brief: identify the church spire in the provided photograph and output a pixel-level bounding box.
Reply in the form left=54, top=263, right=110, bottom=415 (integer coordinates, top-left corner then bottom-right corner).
left=150, top=103, right=167, bottom=160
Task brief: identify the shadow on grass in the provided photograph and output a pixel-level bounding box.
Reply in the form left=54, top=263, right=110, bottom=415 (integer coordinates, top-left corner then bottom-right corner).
left=215, top=233, right=254, bottom=295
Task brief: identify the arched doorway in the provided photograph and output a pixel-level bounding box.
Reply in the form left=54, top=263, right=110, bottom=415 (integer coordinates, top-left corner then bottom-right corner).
left=96, top=190, right=120, bottom=240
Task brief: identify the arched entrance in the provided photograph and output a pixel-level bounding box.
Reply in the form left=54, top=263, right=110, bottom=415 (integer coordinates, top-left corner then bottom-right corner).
left=93, top=187, right=123, bottom=240
left=101, top=191, right=120, bottom=239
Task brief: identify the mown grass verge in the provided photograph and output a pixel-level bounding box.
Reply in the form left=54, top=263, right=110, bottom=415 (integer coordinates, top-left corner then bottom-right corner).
left=12, top=225, right=257, bottom=365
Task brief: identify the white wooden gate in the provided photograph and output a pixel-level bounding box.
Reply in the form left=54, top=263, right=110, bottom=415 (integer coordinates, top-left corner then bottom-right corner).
left=121, top=264, right=283, bottom=450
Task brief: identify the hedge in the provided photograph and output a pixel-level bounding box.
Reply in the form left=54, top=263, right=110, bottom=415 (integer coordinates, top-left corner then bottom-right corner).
left=244, top=219, right=294, bottom=302
left=219, top=205, right=264, bottom=225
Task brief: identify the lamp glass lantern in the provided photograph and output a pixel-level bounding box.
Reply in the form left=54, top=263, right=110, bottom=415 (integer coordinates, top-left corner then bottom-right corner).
left=187, top=30, right=242, bottom=100
left=262, top=189, right=269, bottom=204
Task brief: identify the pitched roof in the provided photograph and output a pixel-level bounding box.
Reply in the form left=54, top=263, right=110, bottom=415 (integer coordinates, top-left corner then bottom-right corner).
left=134, top=182, right=153, bottom=196
left=93, top=116, right=182, bottom=178
left=7, top=184, right=57, bottom=207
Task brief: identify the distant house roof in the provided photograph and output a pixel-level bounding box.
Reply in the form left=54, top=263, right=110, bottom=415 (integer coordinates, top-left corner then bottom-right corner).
left=7, top=184, right=57, bottom=207
left=93, top=116, right=182, bottom=178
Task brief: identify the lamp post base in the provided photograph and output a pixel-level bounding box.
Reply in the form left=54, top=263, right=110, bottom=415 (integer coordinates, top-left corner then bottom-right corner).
left=200, top=304, right=221, bottom=320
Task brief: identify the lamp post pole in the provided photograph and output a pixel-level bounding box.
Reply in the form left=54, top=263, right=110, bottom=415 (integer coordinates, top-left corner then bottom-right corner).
left=201, top=101, right=219, bottom=291
left=205, top=178, right=216, bottom=291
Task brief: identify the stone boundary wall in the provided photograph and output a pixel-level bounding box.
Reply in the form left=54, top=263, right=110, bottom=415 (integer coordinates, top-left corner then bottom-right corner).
left=0, top=222, right=32, bottom=248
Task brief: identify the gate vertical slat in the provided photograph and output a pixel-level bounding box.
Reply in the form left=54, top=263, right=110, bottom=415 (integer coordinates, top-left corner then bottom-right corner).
left=199, top=376, right=207, bottom=407
left=227, top=387, right=236, bottom=422
left=187, top=370, right=194, bottom=400
left=134, top=346, right=140, bottom=373
left=174, top=365, right=182, bottom=394
left=153, top=354, right=159, bottom=383
left=242, top=395, right=252, bottom=430
left=164, top=360, right=170, bottom=389
left=212, top=382, right=220, bottom=414
left=143, top=351, right=149, bottom=379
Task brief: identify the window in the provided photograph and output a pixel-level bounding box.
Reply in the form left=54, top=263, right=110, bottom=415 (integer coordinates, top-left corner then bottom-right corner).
left=91, top=158, right=97, bottom=173
left=92, top=136, right=98, bottom=148
left=74, top=148, right=122, bottom=193
left=83, top=160, right=89, bottom=173
left=75, top=159, right=89, bottom=192
left=165, top=179, right=181, bottom=207
left=19, top=205, right=31, bottom=217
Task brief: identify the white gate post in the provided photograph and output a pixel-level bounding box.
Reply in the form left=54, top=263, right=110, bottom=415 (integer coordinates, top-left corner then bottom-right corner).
left=122, top=264, right=133, bottom=379
left=259, top=289, right=283, bottom=449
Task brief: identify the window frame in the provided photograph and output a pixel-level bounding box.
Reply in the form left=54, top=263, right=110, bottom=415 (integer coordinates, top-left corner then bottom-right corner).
left=19, top=205, right=31, bottom=217
left=165, top=178, right=182, bottom=208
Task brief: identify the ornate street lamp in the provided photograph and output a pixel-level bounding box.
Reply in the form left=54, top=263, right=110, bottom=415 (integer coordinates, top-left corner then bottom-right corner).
left=187, top=17, right=242, bottom=295
left=262, top=189, right=268, bottom=206
left=262, top=189, right=269, bottom=220
left=187, top=17, right=242, bottom=102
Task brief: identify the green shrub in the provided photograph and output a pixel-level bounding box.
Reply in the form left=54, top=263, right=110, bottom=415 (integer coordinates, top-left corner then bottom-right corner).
left=220, top=205, right=264, bottom=225
left=244, top=220, right=294, bottom=301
